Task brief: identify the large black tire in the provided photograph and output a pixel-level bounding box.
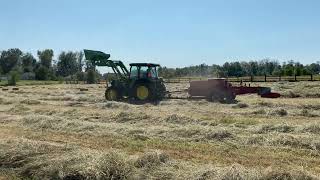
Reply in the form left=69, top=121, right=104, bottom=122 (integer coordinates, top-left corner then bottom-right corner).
left=105, top=87, right=120, bottom=101
left=207, top=90, right=236, bottom=103
left=154, top=81, right=166, bottom=100
left=133, top=83, right=153, bottom=102
left=207, top=91, right=223, bottom=102
left=224, top=91, right=236, bottom=103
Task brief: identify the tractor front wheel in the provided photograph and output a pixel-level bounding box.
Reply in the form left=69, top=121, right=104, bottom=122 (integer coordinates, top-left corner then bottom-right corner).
left=105, top=88, right=119, bottom=101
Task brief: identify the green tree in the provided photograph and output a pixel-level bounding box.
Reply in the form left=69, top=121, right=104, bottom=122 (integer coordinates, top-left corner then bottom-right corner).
left=272, top=65, right=282, bottom=76
left=57, top=51, right=78, bottom=77
left=21, top=53, right=36, bottom=73
left=211, top=64, right=225, bottom=77
left=76, top=71, right=86, bottom=81
left=306, top=62, right=320, bottom=74
left=158, top=66, right=175, bottom=78
left=0, top=48, right=22, bottom=74
left=35, top=65, right=49, bottom=80
left=292, top=62, right=305, bottom=76
left=223, top=61, right=244, bottom=77
left=283, top=62, right=294, bottom=76
left=37, top=49, right=53, bottom=68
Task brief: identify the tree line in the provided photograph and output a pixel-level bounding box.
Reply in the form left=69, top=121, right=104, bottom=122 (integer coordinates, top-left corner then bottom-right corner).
left=158, top=59, right=320, bottom=78
left=1, top=48, right=320, bottom=83
left=0, top=48, right=99, bottom=84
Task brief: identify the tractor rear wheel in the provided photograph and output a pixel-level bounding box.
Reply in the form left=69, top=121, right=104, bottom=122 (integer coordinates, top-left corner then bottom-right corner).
left=135, top=84, right=151, bottom=101
left=105, top=87, right=119, bottom=101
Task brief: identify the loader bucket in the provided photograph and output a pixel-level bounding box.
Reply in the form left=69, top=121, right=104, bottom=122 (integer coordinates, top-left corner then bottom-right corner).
left=84, top=49, right=110, bottom=61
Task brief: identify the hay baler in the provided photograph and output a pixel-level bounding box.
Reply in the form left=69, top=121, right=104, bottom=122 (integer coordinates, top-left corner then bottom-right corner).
left=188, top=78, right=280, bottom=102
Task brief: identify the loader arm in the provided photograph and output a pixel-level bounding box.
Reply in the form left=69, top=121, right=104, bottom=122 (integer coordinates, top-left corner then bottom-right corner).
left=83, top=49, right=129, bottom=79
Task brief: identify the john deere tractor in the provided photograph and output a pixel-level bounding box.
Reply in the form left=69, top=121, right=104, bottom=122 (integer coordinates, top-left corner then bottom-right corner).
left=84, top=49, right=166, bottom=102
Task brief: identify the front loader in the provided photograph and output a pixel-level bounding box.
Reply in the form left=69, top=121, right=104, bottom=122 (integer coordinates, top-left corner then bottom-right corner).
left=84, top=49, right=166, bottom=102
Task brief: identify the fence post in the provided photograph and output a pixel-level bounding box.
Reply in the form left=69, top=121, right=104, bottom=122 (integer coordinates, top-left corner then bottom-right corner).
left=311, top=74, right=313, bottom=81
left=295, top=75, right=297, bottom=81
left=264, top=75, right=267, bottom=82
left=279, top=75, right=281, bottom=81
left=250, top=75, right=253, bottom=82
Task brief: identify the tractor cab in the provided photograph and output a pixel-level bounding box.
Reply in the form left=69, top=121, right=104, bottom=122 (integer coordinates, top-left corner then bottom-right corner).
left=129, top=63, right=160, bottom=80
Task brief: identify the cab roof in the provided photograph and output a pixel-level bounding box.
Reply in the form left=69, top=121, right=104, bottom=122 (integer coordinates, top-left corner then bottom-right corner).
left=129, top=63, right=160, bottom=67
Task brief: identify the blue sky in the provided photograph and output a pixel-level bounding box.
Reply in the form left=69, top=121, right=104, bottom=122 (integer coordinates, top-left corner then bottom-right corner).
left=1, top=0, right=320, bottom=68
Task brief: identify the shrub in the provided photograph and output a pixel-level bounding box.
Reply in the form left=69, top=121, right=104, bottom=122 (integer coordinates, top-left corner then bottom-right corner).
left=87, top=69, right=96, bottom=84
left=76, top=71, right=86, bottom=81
left=48, top=69, right=57, bottom=80
left=20, top=72, right=35, bottom=80
left=57, top=76, right=64, bottom=83
left=7, top=71, right=20, bottom=86
left=35, top=66, right=49, bottom=80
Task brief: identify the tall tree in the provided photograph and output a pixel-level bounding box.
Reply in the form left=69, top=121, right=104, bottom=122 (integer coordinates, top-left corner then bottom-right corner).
left=0, top=48, right=22, bottom=74
left=306, top=62, right=320, bottom=74
left=57, top=51, right=78, bottom=77
left=35, top=65, right=49, bottom=80
left=37, top=49, right=53, bottom=68
left=21, top=53, right=36, bottom=73
left=77, top=51, right=84, bottom=72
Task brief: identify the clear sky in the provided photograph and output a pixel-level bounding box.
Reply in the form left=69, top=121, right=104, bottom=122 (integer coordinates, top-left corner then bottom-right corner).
left=1, top=0, right=320, bottom=68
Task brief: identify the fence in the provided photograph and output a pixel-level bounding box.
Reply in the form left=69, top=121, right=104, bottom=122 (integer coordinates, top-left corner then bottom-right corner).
left=64, top=75, right=320, bottom=84
left=164, top=74, right=320, bottom=83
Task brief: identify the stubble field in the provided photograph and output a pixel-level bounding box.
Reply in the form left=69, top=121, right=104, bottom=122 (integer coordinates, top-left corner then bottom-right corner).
left=0, top=81, right=320, bottom=179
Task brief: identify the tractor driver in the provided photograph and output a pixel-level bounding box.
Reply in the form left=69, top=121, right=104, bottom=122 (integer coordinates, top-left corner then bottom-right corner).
left=146, top=67, right=157, bottom=78
left=141, top=66, right=157, bottom=78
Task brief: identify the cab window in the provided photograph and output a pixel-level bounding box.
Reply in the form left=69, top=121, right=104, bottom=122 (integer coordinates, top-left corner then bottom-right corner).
left=149, top=67, right=158, bottom=78
left=138, top=66, right=148, bottom=78
left=130, top=66, right=138, bottom=78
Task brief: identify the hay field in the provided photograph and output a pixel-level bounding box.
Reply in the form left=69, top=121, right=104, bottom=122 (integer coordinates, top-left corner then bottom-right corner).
left=0, top=81, right=320, bottom=179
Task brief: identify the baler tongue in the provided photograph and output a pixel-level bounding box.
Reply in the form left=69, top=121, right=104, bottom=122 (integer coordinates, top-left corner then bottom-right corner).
left=84, top=49, right=110, bottom=61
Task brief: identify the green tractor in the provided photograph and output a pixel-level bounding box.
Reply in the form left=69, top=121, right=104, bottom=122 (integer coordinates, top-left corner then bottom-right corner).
left=84, top=49, right=166, bottom=102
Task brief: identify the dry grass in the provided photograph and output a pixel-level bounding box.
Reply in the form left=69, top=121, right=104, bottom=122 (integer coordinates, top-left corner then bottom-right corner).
left=0, top=82, right=320, bottom=179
